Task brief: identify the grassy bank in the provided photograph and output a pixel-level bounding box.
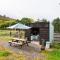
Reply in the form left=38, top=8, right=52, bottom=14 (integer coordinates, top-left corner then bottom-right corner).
left=41, top=49, right=60, bottom=60
left=0, top=30, right=25, bottom=41
left=41, top=42, right=60, bottom=60
left=0, top=30, right=13, bottom=41
left=0, top=46, right=26, bottom=60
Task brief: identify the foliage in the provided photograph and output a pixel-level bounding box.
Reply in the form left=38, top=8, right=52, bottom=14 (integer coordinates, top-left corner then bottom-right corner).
left=0, top=51, right=11, bottom=57
left=0, top=46, right=26, bottom=60
left=41, top=41, right=60, bottom=60
left=48, top=49, right=60, bottom=60
left=47, top=49, right=60, bottom=60
left=0, top=15, right=17, bottom=29
left=20, top=17, right=34, bottom=25
left=52, top=17, right=60, bottom=33
left=42, top=19, right=48, bottom=22
left=51, top=42, right=60, bottom=49
left=0, top=20, right=17, bottom=29
left=0, top=16, right=34, bottom=29
left=35, top=18, right=48, bottom=23
left=41, top=49, right=60, bottom=60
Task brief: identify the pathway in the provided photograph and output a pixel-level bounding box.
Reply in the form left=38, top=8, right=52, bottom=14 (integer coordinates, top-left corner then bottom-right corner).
left=0, top=41, right=46, bottom=60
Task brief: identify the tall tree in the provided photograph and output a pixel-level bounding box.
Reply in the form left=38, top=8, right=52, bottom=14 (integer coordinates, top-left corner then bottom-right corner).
left=42, top=19, right=48, bottom=22
left=52, top=17, right=60, bottom=33
left=20, top=17, right=34, bottom=25
left=35, top=18, right=48, bottom=23
left=16, top=19, right=20, bottom=23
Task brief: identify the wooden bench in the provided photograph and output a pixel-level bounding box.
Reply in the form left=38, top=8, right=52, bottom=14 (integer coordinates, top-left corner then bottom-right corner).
left=8, top=39, right=29, bottom=48
left=8, top=41, right=23, bottom=48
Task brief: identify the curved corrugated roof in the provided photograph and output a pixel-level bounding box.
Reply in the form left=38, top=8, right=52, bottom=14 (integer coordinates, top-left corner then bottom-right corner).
left=7, top=23, right=31, bottom=29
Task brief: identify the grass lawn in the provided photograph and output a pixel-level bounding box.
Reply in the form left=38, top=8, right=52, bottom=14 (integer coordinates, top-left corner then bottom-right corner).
left=0, top=30, right=25, bottom=41
left=41, top=49, right=60, bottom=60
left=0, top=46, right=26, bottom=60
left=0, top=30, right=16, bottom=41
left=0, top=51, right=11, bottom=57
left=48, top=49, right=60, bottom=60
left=41, top=42, right=60, bottom=60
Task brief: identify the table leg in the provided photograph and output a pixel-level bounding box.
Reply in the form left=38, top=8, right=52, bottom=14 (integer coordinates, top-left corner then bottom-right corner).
left=26, top=41, right=29, bottom=46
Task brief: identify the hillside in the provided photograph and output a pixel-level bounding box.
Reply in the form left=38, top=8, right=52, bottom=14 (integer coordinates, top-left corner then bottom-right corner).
left=0, top=15, right=17, bottom=29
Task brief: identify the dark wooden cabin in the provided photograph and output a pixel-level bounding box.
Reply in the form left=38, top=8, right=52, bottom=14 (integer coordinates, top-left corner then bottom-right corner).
left=26, top=22, right=49, bottom=46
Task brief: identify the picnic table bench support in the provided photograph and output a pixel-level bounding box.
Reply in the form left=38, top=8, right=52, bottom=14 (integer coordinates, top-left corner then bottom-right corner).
left=8, top=41, right=29, bottom=48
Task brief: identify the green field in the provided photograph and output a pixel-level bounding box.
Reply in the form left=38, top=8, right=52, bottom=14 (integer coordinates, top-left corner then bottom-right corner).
left=0, top=30, right=25, bottom=41
left=41, top=49, right=60, bottom=60
left=0, top=46, right=26, bottom=60
left=0, top=30, right=15, bottom=41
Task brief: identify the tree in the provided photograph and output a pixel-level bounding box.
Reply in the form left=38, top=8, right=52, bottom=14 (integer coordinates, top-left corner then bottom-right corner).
left=20, top=17, right=34, bottom=25
left=52, top=17, right=60, bottom=33
left=42, top=19, right=48, bottom=22
left=16, top=19, right=20, bottom=23
left=35, top=18, right=48, bottom=23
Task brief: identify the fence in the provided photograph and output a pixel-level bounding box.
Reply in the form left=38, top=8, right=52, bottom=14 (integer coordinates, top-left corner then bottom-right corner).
left=54, top=33, right=60, bottom=42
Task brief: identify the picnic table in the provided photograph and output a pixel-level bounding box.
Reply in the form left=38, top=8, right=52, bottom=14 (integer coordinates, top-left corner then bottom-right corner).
left=9, top=38, right=29, bottom=48
left=12, top=38, right=26, bottom=42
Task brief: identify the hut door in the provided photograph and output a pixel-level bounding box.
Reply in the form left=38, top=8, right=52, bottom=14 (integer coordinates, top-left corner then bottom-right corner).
left=31, top=28, right=39, bottom=41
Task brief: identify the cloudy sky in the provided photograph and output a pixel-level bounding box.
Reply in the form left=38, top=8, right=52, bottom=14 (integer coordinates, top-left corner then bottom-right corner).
left=0, top=0, right=60, bottom=21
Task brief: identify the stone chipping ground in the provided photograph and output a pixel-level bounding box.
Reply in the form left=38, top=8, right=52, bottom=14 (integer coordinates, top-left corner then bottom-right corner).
left=0, top=41, right=46, bottom=60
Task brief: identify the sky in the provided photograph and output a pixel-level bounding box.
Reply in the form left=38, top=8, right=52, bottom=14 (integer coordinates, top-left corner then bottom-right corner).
left=0, top=0, right=60, bottom=22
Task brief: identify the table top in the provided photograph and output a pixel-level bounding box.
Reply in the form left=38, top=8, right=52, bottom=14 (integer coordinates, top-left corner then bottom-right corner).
left=12, top=38, right=26, bottom=41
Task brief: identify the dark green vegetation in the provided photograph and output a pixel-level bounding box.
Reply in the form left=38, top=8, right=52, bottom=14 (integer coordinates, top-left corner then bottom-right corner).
left=42, top=49, right=60, bottom=60
left=19, top=18, right=34, bottom=25
left=48, top=43, right=60, bottom=60
left=50, top=42, right=60, bottom=60
left=52, top=42, right=60, bottom=49
left=52, top=17, right=60, bottom=33
left=0, top=51, right=11, bottom=57
left=47, top=49, right=60, bottom=60
left=41, top=42, right=60, bottom=60
left=0, top=15, right=34, bottom=29
left=0, top=15, right=17, bottom=29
